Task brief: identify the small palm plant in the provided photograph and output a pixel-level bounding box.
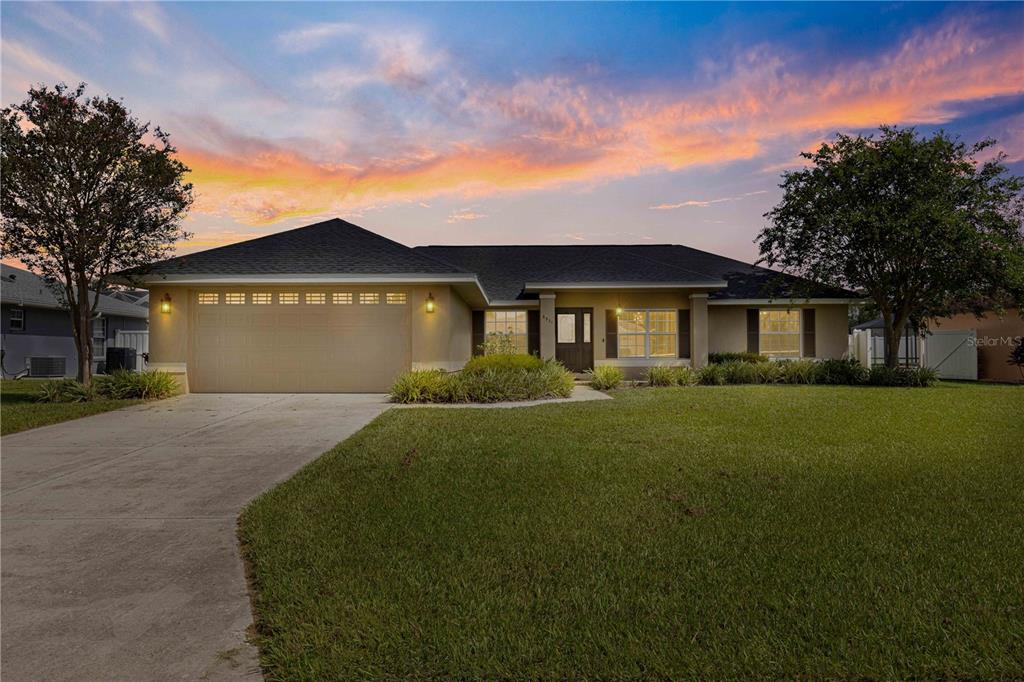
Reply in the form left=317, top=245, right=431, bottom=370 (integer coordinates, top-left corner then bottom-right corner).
left=1008, top=337, right=1024, bottom=381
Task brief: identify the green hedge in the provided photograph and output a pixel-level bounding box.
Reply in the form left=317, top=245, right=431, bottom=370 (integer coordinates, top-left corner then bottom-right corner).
left=390, top=357, right=575, bottom=403
left=639, top=358, right=937, bottom=388
left=708, top=352, right=769, bottom=364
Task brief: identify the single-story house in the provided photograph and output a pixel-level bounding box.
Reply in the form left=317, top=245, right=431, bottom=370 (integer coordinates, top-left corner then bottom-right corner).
left=1, top=264, right=149, bottom=378
left=124, top=218, right=860, bottom=393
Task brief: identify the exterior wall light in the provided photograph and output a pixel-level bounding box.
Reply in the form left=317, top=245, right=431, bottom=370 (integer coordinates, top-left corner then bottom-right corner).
left=160, top=293, right=172, bottom=314
left=425, top=292, right=436, bottom=313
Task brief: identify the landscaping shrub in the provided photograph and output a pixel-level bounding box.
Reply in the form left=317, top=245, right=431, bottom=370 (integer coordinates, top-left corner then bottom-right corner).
left=390, top=359, right=574, bottom=403
left=389, top=369, right=454, bottom=403
left=479, top=332, right=520, bottom=356
left=645, top=366, right=676, bottom=387
left=93, top=370, right=178, bottom=400
left=752, top=362, right=782, bottom=384
left=672, top=367, right=698, bottom=386
left=709, top=352, right=768, bottom=364
left=868, top=365, right=938, bottom=387
left=722, top=361, right=761, bottom=384
left=36, top=379, right=93, bottom=403
left=777, top=359, right=819, bottom=384
left=587, top=365, right=624, bottom=390
left=463, top=353, right=543, bottom=373
left=815, top=358, right=868, bottom=385
left=698, top=363, right=727, bottom=385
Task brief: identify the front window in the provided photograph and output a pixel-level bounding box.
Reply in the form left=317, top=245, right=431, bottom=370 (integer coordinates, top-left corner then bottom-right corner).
left=9, top=308, right=24, bottom=331
left=485, top=310, right=528, bottom=354
left=759, top=310, right=801, bottom=358
left=619, top=310, right=677, bottom=358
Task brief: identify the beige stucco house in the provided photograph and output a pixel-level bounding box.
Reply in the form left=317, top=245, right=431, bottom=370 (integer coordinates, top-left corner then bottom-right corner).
left=125, top=219, right=860, bottom=392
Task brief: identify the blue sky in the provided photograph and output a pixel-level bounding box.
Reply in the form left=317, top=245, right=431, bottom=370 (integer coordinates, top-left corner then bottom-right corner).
left=2, top=2, right=1022, bottom=263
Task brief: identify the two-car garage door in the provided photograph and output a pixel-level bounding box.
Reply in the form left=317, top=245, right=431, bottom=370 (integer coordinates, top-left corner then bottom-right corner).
left=189, top=289, right=411, bottom=392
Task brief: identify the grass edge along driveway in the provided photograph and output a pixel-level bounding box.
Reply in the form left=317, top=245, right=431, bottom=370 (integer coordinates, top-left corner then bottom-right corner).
left=240, top=383, right=1023, bottom=680
left=0, top=379, right=143, bottom=435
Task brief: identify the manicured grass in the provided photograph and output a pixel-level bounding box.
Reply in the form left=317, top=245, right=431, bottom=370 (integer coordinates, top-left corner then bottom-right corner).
left=0, top=379, right=142, bottom=435
left=240, top=384, right=1024, bottom=680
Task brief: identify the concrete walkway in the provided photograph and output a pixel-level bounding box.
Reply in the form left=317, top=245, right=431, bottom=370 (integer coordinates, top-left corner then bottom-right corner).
left=1, top=393, right=391, bottom=681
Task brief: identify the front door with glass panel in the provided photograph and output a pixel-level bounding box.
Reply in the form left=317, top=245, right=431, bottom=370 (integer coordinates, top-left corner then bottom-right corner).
left=555, top=308, right=593, bottom=372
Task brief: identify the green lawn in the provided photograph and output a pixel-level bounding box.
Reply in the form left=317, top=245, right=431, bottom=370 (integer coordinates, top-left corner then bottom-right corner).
left=0, top=379, right=142, bottom=435
left=240, top=384, right=1024, bottom=680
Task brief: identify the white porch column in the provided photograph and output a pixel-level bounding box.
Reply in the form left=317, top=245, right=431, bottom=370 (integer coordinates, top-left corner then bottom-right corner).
left=539, top=293, right=556, bottom=360
left=690, top=293, right=709, bottom=369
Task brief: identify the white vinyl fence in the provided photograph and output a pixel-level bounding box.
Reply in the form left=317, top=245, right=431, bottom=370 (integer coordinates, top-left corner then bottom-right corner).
left=114, top=330, right=149, bottom=371
left=849, top=328, right=977, bottom=380
left=922, top=330, right=977, bottom=381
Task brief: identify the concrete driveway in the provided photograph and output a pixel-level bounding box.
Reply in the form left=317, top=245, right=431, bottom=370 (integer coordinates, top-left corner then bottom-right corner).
left=1, top=393, right=391, bottom=681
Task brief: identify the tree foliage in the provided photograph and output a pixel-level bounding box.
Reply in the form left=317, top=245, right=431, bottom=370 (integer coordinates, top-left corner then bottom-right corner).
left=758, top=126, right=1024, bottom=367
left=1, top=83, right=192, bottom=382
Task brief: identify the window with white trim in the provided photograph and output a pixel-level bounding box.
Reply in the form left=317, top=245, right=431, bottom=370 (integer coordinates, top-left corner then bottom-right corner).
left=759, top=310, right=801, bottom=358
left=225, top=293, right=245, bottom=305
left=252, top=293, right=271, bottom=305
left=385, top=292, right=407, bottom=305
left=618, top=309, right=677, bottom=358
left=279, top=293, right=299, bottom=305
left=197, top=293, right=218, bottom=305
left=92, top=316, right=107, bottom=359
left=333, top=292, right=353, bottom=305
left=305, top=293, right=326, bottom=305
left=485, top=310, right=528, bottom=354
left=9, top=308, right=24, bottom=331
left=359, top=293, right=379, bottom=305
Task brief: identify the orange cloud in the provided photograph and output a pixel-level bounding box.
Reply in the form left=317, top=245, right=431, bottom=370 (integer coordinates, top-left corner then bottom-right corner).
left=177, top=15, right=1024, bottom=225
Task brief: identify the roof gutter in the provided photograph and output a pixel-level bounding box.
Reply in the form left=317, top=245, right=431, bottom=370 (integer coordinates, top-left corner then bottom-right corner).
left=707, top=297, right=865, bottom=305
left=523, top=281, right=728, bottom=291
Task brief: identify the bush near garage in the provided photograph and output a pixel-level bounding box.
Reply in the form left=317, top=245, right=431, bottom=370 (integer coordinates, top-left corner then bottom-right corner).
left=36, top=370, right=178, bottom=403
left=390, top=357, right=574, bottom=404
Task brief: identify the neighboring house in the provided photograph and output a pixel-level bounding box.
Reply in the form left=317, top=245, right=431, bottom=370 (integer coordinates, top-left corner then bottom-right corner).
left=1, top=264, right=149, bottom=378
left=851, top=310, right=1023, bottom=382
left=930, top=309, right=1023, bottom=383
left=123, top=218, right=860, bottom=393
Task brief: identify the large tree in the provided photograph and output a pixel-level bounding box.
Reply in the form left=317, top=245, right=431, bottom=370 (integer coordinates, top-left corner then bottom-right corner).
left=2, top=83, right=192, bottom=383
left=758, top=126, right=1024, bottom=368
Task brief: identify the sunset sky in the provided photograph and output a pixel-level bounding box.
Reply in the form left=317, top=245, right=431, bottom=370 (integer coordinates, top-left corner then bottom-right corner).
left=2, top=2, right=1022, bottom=264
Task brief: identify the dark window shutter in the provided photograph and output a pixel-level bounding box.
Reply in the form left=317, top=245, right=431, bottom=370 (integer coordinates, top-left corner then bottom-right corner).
left=527, top=309, right=540, bottom=356
left=472, top=310, right=485, bottom=356
left=605, top=309, right=618, bottom=359
left=678, top=309, right=691, bottom=358
left=802, top=308, right=816, bottom=358
left=746, top=309, right=759, bottom=354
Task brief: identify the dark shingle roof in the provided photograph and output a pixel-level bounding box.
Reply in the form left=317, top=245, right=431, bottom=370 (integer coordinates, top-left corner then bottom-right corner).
left=129, top=218, right=858, bottom=302
left=416, top=244, right=858, bottom=301
left=1, top=264, right=148, bottom=318
left=134, top=218, right=466, bottom=277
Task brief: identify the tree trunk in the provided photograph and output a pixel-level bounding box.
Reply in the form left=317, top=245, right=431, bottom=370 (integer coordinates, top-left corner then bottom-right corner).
left=882, top=313, right=901, bottom=369
left=72, top=278, right=93, bottom=385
